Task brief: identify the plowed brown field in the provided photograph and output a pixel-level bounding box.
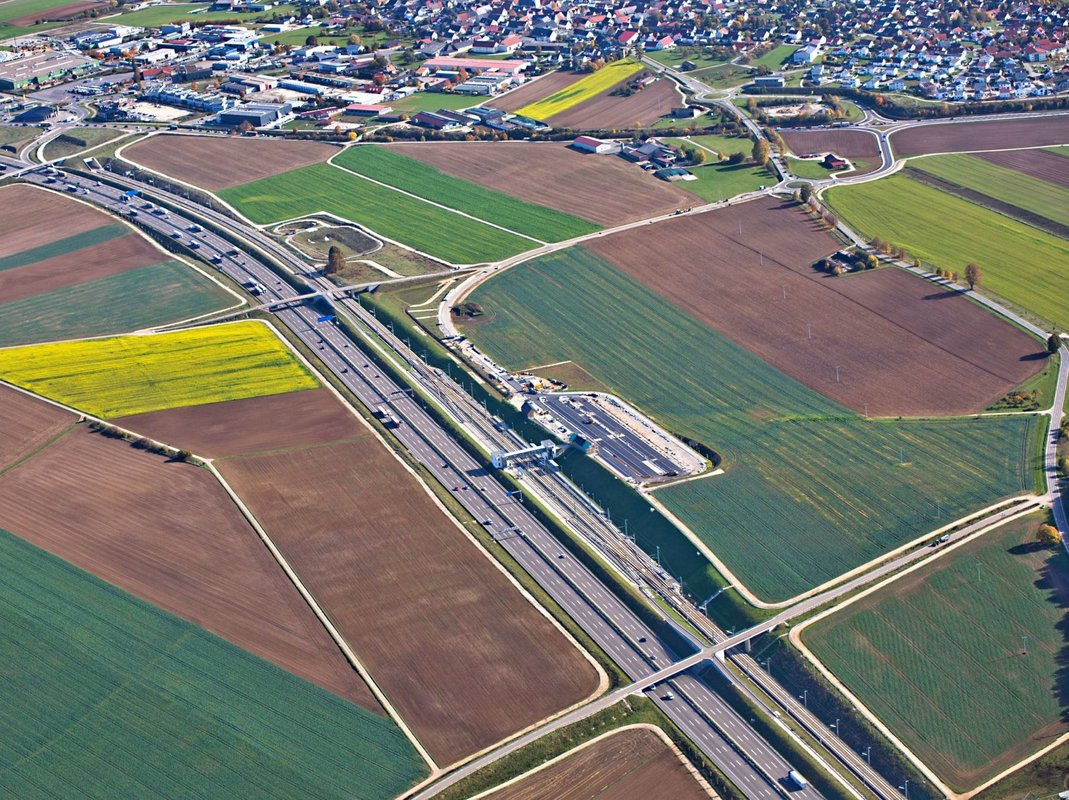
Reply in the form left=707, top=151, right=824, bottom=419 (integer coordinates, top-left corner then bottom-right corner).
left=115, top=387, right=363, bottom=457
left=7, top=0, right=102, bottom=24
left=220, top=437, right=600, bottom=765
left=547, top=76, right=681, bottom=130
left=488, top=71, right=585, bottom=113
left=780, top=128, right=882, bottom=174
left=977, top=148, right=1069, bottom=188
left=484, top=728, right=709, bottom=800
left=0, top=184, right=115, bottom=258
left=891, top=116, right=1069, bottom=156
left=388, top=142, right=695, bottom=225
left=0, top=422, right=379, bottom=712
left=0, top=384, right=74, bottom=471
left=122, top=134, right=338, bottom=191
left=587, top=197, right=1043, bottom=416
left=0, top=232, right=166, bottom=304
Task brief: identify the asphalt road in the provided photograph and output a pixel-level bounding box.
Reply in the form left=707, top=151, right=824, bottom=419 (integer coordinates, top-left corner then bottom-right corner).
left=29, top=167, right=823, bottom=800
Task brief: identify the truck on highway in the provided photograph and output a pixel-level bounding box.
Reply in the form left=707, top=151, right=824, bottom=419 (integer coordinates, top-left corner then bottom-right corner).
left=375, top=405, right=400, bottom=428
left=788, top=770, right=808, bottom=790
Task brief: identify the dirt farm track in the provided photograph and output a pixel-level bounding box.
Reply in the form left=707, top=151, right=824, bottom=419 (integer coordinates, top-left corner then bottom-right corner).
left=389, top=141, right=696, bottom=226
left=588, top=197, right=1043, bottom=417
left=890, top=115, right=1069, bottom=156
left=0, top=398, right=379, bottom=712
left=121, top=134, right=338, bottom=191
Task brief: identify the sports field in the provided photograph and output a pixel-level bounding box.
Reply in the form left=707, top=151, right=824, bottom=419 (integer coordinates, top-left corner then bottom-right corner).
left=910, top=153, right=1069, bottom=229
left=220, top=163, right=534, bottom=263
left=801, top=513, right=1069, bottom=790
left=516, top=59, right=644, bottom=121
left=0, top=527, right=424, bottom=800
left=0, top=321, right=317, bottom=417
left=463, top=248, right=1037, bottom=602
left=334, top=146, right=599, bottom=241
left=825, top=173, right=1069, bottom=329
left=0, top=260, right=234, bottom=347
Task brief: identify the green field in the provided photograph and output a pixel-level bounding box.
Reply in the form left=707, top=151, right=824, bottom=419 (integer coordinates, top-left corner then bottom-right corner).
left=0, top=260, right=235, bottom=347
left=788, top=157, right=836, bottom=180
left=0, top=528, right=425, bottom=799
left=645, top=49, right=726, bottom=70
left=221, top=162, right=533, bottom=264
left=691, top=63, right=757, bottom=90
left=826, top=174, right=1069, bottom=329
left=909, top=152, right=1069, bottom=229
left=517, top=59, right=644, bottom=121
left=0, top=223, right=127, bottom=272
left=42, top=126, right=124, bottom=160
left=0, top=320, right=317, bottom=417
left=674, top=161, right=773, bottom=202
left=464, top=248, right=1036, bottom=602
left=335, top=146, right=600, bottom=241
left=390, top=91, right=482, bottom=114
left=802, top=513, right=1069, bottom=790
left=749, top=44, right=799, bottom=70
left=96, top=2, right=295, bottom=28
left=0, top=0, right=78, bottom=24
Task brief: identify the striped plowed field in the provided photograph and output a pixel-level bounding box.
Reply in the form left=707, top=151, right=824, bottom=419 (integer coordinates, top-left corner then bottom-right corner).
left=588, top=196, right=1044, bottom=416
left=220, top=436, right=601, bottom=766
left=546, top=75, right=681, bottom=130
left=0, top=184, right=115, bottom=257
left=891, top=116, right=1069, bottom=156
left=977, top=147, right=1069, bottom=188
left=388, top=141, right=695, bottom=226
left=0, top=420, right=380, bottom=712
left=484, top=728, right=709, bottom=800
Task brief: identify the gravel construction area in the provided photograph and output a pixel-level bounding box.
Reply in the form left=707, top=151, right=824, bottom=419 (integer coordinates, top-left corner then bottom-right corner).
left=588, top=196, right=1043, bottom=416
left=388, top=141, right=696, bottom=226
left=122, top=133, right=339, bottom=191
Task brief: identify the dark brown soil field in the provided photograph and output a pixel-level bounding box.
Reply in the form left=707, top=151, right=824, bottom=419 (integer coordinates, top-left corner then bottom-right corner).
left=220, top=437, right=600, bottom=765
left=122, top=134, right=338, bottom=191
left=0, top=232, right=166, bottom=305
left=978, top=147, right=1069, bottom=188
left=0, top=384, right=74, bottom=471
left=548, top=76, right=681, bottom=130
left=780, top=129, right=882, bottom=174
left=484, top=728, right=709, bottom=800
left=7, top=0, right=103, bottom=24
left=588, top=197, right=1043, bottom=416
left=488, top=71, right=586, bottom=113
left=115, top=388, right=364, bottom=458
left=0, top=423, right=379, bottom=712
left=891, top=116, right=1069, bottom=156
left=388, top=142, right=695, bottom=226
left=0, top=184, right=115, bottom=258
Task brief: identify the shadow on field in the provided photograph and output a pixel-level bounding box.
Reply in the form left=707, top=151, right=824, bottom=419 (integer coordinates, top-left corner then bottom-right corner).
left=922, top=288, right=966, bottom=301
left=1020, top=351, right=1050, bottom=362
left=1033, top=549, right=1069, bottom=723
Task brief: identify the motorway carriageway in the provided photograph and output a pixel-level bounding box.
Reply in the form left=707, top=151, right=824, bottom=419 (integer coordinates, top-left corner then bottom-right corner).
left=30, top=168, right=823, bottom=800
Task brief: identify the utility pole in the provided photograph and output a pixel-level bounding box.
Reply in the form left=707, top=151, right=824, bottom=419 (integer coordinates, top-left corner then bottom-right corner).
left=862, top=746, right=871, bottom=765
left=799, top=689, right=807, bottom=708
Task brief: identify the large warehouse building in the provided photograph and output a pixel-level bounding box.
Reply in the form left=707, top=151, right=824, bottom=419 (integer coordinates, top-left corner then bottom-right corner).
left=0, top=51, right=97, bottom=91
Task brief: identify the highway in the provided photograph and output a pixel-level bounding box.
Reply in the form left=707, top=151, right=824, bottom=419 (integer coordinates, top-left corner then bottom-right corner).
left=23, top=165, right=826, bottom=800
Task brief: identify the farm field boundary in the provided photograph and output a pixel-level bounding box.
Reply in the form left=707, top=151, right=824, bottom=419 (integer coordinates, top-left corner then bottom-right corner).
left=793, top=509, right=1068, bottom=796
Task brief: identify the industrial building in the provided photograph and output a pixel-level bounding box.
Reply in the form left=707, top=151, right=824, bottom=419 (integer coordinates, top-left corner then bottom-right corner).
left=0, top=51, right=97, bottom=91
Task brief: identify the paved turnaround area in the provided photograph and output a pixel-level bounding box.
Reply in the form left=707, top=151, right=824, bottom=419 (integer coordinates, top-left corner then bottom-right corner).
left=27, top=166, right=827, bottom=800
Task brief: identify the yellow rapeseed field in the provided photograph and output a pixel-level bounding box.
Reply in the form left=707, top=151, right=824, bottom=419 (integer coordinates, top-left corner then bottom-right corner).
left=0, top=321, right=318, bottom=418
left=516, top=59, right=644, bottom=121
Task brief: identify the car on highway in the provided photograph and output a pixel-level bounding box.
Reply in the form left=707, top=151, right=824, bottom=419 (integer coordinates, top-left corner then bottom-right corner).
left=663, top=691, right=675, bottom=701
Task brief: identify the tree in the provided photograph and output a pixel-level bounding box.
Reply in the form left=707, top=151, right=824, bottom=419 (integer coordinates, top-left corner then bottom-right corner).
left=305, top=34, right=319, bottom=46
left=347, top=33, right=362, bottom=45
left=325, top=245, right=345, bottom=276
left=1037, top=524, right=1062, bottom=547
left=752, top=138, right=770, bottom=166
left=1048, top=333, right=1062, bottom=354
left=799, top=184, right=813, bottom=204
left=964, top=262, right=982, bottom=290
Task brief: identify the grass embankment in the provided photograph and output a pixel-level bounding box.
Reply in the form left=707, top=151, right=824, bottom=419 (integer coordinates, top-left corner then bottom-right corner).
left=42, top=127, right=124, bottom=160
left=220, top=163, right=534, bottom=264
left=463, top=248, right=1037, bottom=603
left=517, top=59, right=644, bottom=121
left=335, top=147, right=600, bottom=241
left=0, top=321, right=317, bottom=417
left=0, top=527, right=425, bottom=800
left=801, top=512, right=1069, bottom=791
left=0, top=260, right=234, bottom=347
left=825, top=173, right=1069, bottom=329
